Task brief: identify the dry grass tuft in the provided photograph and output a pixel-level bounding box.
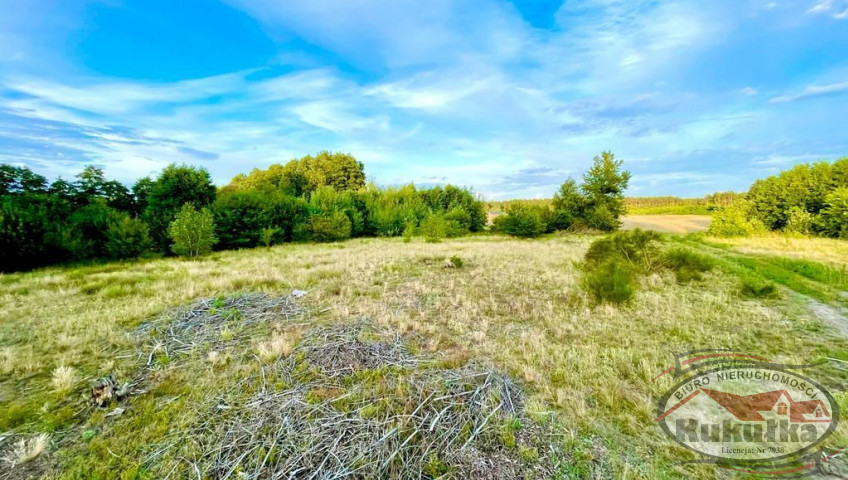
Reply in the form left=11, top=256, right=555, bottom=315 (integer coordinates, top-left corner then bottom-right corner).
left=50, top=365, right=77, bottom=393
left=2, top=433, right=50, bottom=468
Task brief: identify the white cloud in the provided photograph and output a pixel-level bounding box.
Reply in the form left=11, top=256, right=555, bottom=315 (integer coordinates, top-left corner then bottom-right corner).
left=770, top=80, right=848, bottom=103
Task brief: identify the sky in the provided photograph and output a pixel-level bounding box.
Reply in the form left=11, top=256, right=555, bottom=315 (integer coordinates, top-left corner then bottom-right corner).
left=1, top=0, right=847, bottom=199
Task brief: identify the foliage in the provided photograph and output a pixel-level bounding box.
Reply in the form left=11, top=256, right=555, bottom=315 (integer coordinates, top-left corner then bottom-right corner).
left=583, top=229, right=663, bottom=274
left=260, top=228, right=278, bottom=248
left=0, top=195, right=56, bottom=271
left=168, top=204, right=217, bottom=257
left=550, top=179, right=585, bottom=231
left=309, top=211, right=352, bottom=242
left=212, top=190, right=274, bottom=250
left=402, top=221, right=415, bottom=243
left=783, top=206, right=813, bottom=235
left=229, top=151, right=366, bottom=195
left=662, top=248, right=716, bottom=283
left=492, top=204, right=547, bottom=237
left=419, top=213, right=448, bottom=243
left=581, top=260, right=636, bottom=305
left=106, top=215, right=152, bottom=259
left=707, top=200, right=765, bottom=237
left=580, top=151, right=631, bottom=231
left=145, top=164, right=216, bottom=252
left=816, top=187, right=848, bottom=239
left=448, top=255, right=464, bottom=268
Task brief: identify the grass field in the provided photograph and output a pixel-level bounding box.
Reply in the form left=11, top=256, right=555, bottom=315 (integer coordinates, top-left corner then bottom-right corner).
left=1, top=234, right=847, bottom=478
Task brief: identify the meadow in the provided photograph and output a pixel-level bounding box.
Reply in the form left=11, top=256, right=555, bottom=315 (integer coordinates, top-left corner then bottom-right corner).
left=2, top=232, right=847, bottom=478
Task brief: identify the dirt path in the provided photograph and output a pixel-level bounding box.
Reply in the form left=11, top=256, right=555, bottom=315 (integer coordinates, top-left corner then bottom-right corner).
left=621, top=215, right=711, bottom=234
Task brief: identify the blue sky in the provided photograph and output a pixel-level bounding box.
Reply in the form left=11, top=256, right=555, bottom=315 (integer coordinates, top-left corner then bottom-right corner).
left=1, top=0, right=847, bottom=198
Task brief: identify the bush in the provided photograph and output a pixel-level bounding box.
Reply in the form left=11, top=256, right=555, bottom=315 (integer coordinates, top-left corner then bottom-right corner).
left=212, top=190, right=273, bottom=249
left=740, top=276, right=779, bottom=299
left=583, top=229, right=662, bottom=273
left=448, top=255, right=464, bottom=268
left=168, top=204, right=217, bottom=257
left=402, top=221, right=415, bottom=243
left=783, top=206, right=813, bottom=235
left=106, top=215, right=152, bottom=259
left=309, top=211, right=352, bottom=242
left=444, top=207, right=471, bottom=237
left=419, top=213, right=447, bottom=243
left=816, top=187, right=848, bottom=238
left=707, top=201, right=765, bottom=237
left=260, top=227, right=278, bottom=247
left=144, top=164, right=216, bottom=252
left=493, top=204, right=547, bottom=237
left=662, top=247, right=715, bottom=283
left=582, top=260, right=636, bottom=305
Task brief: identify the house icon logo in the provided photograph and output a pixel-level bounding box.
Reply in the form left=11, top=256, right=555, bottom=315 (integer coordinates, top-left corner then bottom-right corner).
left=653, top=350, right=841, bottom=476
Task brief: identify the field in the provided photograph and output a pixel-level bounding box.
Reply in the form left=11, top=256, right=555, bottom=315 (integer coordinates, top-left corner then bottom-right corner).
left=621, top=215, right=711, bottom=234
left=2, top=234, right=848, bottom=478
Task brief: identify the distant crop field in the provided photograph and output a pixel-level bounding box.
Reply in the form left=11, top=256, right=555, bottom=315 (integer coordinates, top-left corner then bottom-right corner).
left=621, top=214, right=712, bottom=233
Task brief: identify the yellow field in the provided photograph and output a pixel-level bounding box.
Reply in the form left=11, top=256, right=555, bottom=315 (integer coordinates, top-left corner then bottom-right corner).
left=621, top=215, right=712, bottom=234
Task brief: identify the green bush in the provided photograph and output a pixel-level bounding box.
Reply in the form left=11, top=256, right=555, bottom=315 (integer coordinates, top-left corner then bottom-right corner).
left=419, top=213, right=448, bottom=243
left=448, top=255, right=464, bottom=268
left=106, top=215, right=152, bottom=259
left=816, top=187, right=848, bottom=238
left=783, top=206, right=813, bottom=235
left=662, top=247, right=715, bottom=283
left=212, top=190, right=273, bottom=249
left=740, top=276, right=779, bottom=299
left=582, top=260, right=636, bottom=305
left=168, top=204, right=217, bottom=257
left=309, top=210, right=352, bottom=242
left=707, top=201, right=765, bottom=237
left=402, top=221, right=415, bottom=243
left=583, top=228, right=662, bottom=273
left=493, top=203, right=547, bottom=237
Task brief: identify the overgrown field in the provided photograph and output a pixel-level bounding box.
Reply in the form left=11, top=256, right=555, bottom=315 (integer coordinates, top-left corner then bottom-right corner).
left=1, top=234, right=847, bottom=478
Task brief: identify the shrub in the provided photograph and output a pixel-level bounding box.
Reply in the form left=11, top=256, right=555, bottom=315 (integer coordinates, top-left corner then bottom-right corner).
left=493, top=204, right=547, bottom=237
left=783, top=206, right=813, bottom=235
left=444, top=207, right=471, bottom=237
left=419, top=213, right=448, bottom=243
left=582, top=260, right=636, bottom=305
left=662, top=247, right=715, bottom=283
left=309, top=211, right=352, bottom=242
left=106, top=215, right=152, bottom=259
left=212, top=190, right=272, bottom=249
left=739, top=276, right=779, bottom=299
left=168, top=204, right=217, bottom=257
left=144, top=164, right=216, bottom=252
left=260, top=227, right=278, bottom=247
left=816, top=187, right=848, bottom=238
left=448, top=255, right=464, bottom=268
left=583, top=229, right=662, bottom=273
left=707, top=201, right=765, bottom=237
left=402, top=221, right=415, bottom=243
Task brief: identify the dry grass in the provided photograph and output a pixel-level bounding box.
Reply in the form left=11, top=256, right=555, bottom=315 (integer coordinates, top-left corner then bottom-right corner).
left=708, top=233, right=848, bottom=266
left=2, top=433, right=49, bottom=468
left=621, top=214, right=711, bottom=233
left=49, top=366, right=77, bottom=393
left=1, top=234, right=847, bottom=478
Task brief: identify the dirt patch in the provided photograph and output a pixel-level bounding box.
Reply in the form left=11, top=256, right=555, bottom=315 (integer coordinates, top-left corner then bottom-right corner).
left=807, top=299, right=848, bottom=336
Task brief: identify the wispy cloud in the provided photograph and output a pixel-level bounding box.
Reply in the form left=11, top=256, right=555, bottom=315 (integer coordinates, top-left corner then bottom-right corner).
left=769, top=80, right=848, bottom=103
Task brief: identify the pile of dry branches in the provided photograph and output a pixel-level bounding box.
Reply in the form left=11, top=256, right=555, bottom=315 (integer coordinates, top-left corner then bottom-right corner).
left=155, top=323, right=559, bottom=479
left=135, top=293, right=305, bottom=364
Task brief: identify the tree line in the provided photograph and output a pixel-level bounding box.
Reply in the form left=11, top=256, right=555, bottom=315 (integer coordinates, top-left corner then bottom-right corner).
left=0, top=151, right=486, bottom=272
left=708, top=157, right=848, bottom=238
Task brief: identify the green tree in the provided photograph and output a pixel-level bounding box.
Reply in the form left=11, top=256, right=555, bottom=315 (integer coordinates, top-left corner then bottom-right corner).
left=144, top=164, right=216, bottom=252
left=309, top=210, right=352, bottom=242
left=106, top=215, right=152, bottom=259
left=492, top=203, right=547, bottom=237
left=0, top=165, right=48, bottom=195
left=550, top=179, right=586, bottom=231
left=168, top=204, right=217, bottom=257
left=581, top=151, right=631, bottom=231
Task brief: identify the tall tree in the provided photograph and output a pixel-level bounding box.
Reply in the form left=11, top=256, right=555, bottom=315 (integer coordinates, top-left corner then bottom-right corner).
left=581, top=151, right=631, bottom=231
